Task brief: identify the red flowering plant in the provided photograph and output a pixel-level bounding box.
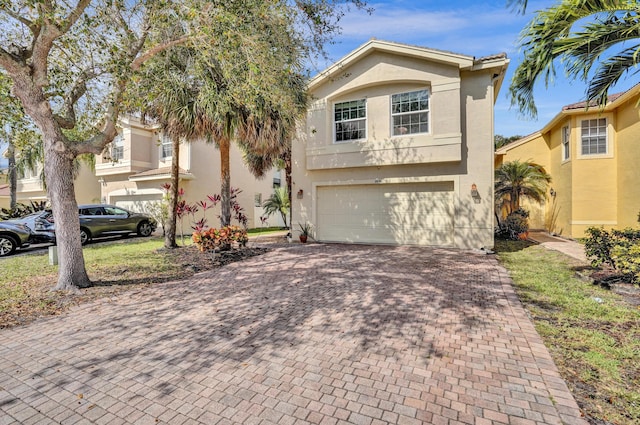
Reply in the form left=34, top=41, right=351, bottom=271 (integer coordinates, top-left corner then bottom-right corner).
left=189, top=188, right=249, bottom=252
left=192, top=225, right=248, bottom=252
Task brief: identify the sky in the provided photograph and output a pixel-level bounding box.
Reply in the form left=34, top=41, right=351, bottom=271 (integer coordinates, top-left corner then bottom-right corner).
left=1, top=0, right=638, bottom=168
left=314, top=0, right=637, bottom=137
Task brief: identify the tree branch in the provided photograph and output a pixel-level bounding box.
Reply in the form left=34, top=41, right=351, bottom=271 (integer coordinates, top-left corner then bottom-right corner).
left=131, top=35, right=192, bottom=71
left=59, top=0, right=92, bottom=33
left=0, top=6, right=38, bottom=34
left=54, top=69, right=98, bottom=129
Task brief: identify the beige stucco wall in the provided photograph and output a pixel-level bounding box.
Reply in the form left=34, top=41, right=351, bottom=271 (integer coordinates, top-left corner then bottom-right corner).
left=293, top=46, right=506, bottom=249
left=14, top=162, right=100, bottom=206
left=100, top=128, right=283, bottom=229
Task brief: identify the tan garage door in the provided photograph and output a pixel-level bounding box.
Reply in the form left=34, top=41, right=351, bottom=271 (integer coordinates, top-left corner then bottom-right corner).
left=112, top=195, right=163, bottom=214
left=316, top=182, right=454, bottom=246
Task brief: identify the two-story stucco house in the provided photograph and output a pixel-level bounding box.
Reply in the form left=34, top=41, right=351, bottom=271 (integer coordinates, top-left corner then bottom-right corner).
left=3, top=116, right=284, bottom=229
left=495, top=84, right=640, bottom=238
left=291, top=40, right=509, bottom=248
left=96, top=116, right=284, bottom=228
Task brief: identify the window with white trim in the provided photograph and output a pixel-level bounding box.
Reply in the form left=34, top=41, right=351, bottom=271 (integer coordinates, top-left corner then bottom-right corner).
left=334, top=99, right=366, bottom=142
left=111, top=134, right=124, bottom=161
left=391, top=89, right=429, bottom=136
left=561, top=125, right=570, bottom=161
left=581, top=118, right=607, bottom=155
left=161, top=134, right=173, bottom=158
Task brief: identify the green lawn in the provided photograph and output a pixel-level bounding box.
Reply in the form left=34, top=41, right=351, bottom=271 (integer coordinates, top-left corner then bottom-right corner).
left=0, top=237, right=189, bottom=327
left=496, top=240, right=640, bottom=424
left=247, top=226, right=287, bottom=236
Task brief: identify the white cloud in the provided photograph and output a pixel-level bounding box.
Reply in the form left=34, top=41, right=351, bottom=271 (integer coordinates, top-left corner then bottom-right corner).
left=334, top=2, right=528, bottom=57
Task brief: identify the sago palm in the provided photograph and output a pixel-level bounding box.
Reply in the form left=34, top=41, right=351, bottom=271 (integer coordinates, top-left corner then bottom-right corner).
left=509, top=0, right=640, bottom=117
left=495, top=160, right=552, bottom=213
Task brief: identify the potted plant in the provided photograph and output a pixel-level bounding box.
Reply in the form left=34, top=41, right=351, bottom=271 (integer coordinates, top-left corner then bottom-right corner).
left=298, top=222, right=312, bottom=243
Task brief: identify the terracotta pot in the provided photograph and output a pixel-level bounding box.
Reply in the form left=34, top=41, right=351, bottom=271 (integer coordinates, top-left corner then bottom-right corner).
left=518, top=231, right=529, bottom=240
left=299, top=235, right=308, bottom=243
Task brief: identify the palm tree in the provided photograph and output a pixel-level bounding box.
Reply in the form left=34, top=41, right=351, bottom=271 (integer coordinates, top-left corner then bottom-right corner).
left=509, top=0, right=640, bottom=117
left=495, top=160, right=552, bottom=214
left=262, top=187, right=290, bottom=228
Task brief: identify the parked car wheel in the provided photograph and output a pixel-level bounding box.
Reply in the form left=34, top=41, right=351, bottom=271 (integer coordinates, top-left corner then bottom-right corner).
left=80, top=228, right=92, bottom=245
left=0, top=235, right=17, bottom=257
left=137, top=221, right=154, bottom=237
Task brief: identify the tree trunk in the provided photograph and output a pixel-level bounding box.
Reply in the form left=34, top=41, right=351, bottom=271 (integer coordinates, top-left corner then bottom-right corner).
left=10, top=71, right=91, bottom=291
left=43, top=136, right=92, bottom=290
left=7, top=144, right=17, bottom=209
left=284, top=150, right=292, bottom=230
left=219, top=136, right=231, bottom=227
left=164, top=137, right=180, bottom=249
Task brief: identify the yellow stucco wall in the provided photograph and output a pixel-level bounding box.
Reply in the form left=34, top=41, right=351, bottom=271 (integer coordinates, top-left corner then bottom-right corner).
left=615, top=95, right=640, bottom=229
left=546, top=123, right=572, bottom=236
left=495, top=133, right=551, bottom=230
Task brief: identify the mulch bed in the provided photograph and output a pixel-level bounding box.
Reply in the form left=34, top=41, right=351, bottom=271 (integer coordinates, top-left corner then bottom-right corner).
left=581, top=268, right=640, bottom=306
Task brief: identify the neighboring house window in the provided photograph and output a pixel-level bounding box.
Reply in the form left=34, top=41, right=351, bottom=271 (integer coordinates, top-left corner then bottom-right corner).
left=561, top=125, right=570, bottom=161
left=391, top=89, right=429, bottom=136
left=581, top=118, right=607, bottom=155
left=161, top=134, right=173, bottom=158
left=334, top=99, right=366, bottom=142
left=254, top=193, right=262, bottom=207
left=111, top=134, right=124, bottom=161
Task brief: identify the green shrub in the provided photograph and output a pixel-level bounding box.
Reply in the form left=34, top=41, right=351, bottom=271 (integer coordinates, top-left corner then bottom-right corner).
left=497, top=209, right=530, bottom=240
left=584, top=226, right=640, bottom=270
left=611, top=243, right=640, bottom=282
left=0, top=201, right=48, bottom=220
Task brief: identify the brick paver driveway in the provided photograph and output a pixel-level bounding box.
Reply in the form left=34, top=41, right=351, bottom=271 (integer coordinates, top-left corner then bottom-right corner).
left=0, top=244, right=586, bottom=425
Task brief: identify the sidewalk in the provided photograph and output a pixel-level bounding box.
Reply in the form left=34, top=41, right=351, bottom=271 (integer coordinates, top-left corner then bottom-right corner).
left=528, top=231, right=588, bottom=263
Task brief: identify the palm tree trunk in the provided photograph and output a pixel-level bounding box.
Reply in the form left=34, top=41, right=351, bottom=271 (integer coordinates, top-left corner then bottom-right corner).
left=283, top=150, right=292, bottom=230
left=219, top=136, right=231, bottom=227
left=165, top=137, right=180, bottom=249
left=7, top=143, right=17, bottom=209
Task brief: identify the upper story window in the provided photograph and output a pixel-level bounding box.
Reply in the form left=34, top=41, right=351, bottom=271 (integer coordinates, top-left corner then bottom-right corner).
left=581, top=118, right=607, bottom=155
left=334, top=99, right=366, bottom=142
left=161, top=134, right=173, bottom=159
left=391, top=89, right=429, bottom=136
left=111, top=134, right=124, bottom=161
left=561, top=125, right=570, bottom=161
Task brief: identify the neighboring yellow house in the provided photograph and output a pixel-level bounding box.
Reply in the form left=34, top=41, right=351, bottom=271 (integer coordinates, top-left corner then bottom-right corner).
left=495, top=84, right=640, bottom=238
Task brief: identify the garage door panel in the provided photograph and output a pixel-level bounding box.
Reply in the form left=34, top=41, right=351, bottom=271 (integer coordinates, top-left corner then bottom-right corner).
left=317, top=182, right=454, bottom=246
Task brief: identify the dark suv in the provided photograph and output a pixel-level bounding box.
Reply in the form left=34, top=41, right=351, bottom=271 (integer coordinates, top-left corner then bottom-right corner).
left=0, top=222, right=32, bottom=257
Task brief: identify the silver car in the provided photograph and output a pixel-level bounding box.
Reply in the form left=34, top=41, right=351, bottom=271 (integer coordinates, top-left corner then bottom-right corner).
left=77, top=204, right=157, bottom=244
left=0, top=222, right=32, bottom=257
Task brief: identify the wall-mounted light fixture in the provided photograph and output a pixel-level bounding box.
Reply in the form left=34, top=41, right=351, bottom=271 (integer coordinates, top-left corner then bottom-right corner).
left=98, top=177, right=106, bottom=187
left=297, top=189, right=304, bottom=199
left=471, top=183, right=481, bottom=203
left=550, top=188, right=556, bottom=197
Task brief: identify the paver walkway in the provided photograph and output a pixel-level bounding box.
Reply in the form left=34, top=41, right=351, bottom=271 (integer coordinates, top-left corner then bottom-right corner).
left=0, top=244, right=587, bottom=425
left=528, top=231, right=588, bottom=263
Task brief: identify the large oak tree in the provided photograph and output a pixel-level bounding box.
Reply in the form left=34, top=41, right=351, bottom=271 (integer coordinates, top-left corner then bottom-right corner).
left=0, top=1, right=368, bottom=290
